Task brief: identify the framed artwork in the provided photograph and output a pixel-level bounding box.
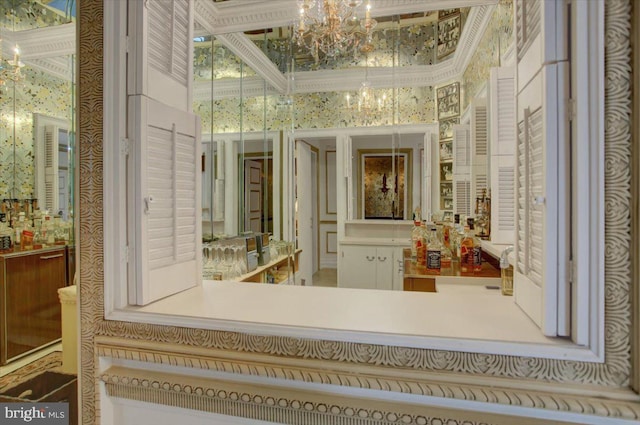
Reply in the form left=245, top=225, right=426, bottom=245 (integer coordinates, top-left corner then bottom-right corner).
left=437, top=12, right=461, bottom=59
left=358, top=150, right=412, bottom=220
left=436, top=82, right=460, bottom=119
left=438, top=116, right=458, bottom=140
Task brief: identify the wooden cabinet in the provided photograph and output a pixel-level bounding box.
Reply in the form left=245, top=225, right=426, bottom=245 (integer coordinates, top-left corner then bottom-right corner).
left=0, top=247, right=67, bottom=364
left=339, top=245, right=406, bottom=291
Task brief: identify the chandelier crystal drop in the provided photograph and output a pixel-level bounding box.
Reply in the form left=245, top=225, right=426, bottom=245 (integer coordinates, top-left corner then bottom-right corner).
left=294, top=0, right=377, bottom=62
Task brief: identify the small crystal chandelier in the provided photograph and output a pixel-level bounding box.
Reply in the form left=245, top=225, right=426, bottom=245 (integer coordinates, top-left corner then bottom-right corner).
left=345, top=55, right=389, bottom=124
left=0, top=42, right=26, bottom=97
left=294, top=0, right=377, bottom=62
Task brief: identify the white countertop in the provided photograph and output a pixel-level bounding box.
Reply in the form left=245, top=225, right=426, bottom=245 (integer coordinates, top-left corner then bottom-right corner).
left=128, top=279, right=583, bottom=360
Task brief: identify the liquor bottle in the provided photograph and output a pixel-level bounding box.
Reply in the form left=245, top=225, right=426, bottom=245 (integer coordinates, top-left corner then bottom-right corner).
left=0, top=218, right=13, bottom=253
left=411, top=216, right=422, bottom=263
left=14, top=212, right=26, bottom=246
left=426, top=227, right=441, bottom=275
left=460, top=221, right=482, bottom=274
left=417, top=221, right=427, bottom=268
left=440, top=236, right=452, bottom=271
left=32, top=218, right=44, bottom=250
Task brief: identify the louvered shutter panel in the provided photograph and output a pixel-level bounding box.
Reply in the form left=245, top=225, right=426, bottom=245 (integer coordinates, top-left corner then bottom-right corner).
left=43, top=125, right=59, bottom=214
left=128, top=0, right=194, bottom=111
left=422, top=133, right=433, bottom=216
left=470, top=99, right=488, bottom=204
left=514, top=0, right=569, bottom=336
left=129, top=95, right=201, bottom=305
left=452, top=124, right=471, bottom=217
left=489, top=67, right=516, bottom=244
left=126, top=0, right=200, bottom=305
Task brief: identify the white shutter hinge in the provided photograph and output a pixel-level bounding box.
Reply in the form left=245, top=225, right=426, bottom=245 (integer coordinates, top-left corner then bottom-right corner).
left=121, top=137, right=130, bottom=156
left=125, top=35, right=130, bottom=54
left=122, top=245, right=130, bottom=264
left=566, top=98, right=576, bottom=122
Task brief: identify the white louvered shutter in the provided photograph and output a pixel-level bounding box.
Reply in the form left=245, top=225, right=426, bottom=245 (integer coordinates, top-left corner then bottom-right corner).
left=129, top=96, right=202, bottom=305
left=489, top=67, right=516, bottom=244
left=452, top=124, right=471, bottom=217
left=126, top=0, right=200, bottom=305
left=43, top=125, right=60, bottom=214
left=128, top=0, right=194, bottom=111
left=514, top=0, right=570, bottom=336
left=470, top=99, right=488, bottom=206
left=422, top=133, right=434, bottom=216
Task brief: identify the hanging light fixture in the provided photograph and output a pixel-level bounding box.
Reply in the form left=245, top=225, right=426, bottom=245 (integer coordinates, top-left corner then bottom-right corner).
left=294, top=0, right=377, bottom=62
left=0, top=7, right=26, bottom=96
left=345, top=54, right=389, bottom=124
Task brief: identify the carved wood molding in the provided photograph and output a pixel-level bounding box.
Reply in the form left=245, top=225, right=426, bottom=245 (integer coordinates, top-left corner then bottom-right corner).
left=96, top=340, right=640, bottom=421
left=99, top=365, right=531, bottom=425
left=78, top=0, right=636, bottom=424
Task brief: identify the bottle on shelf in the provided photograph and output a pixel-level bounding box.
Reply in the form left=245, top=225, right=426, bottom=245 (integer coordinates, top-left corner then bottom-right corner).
left=411, top=216, right=422, bottom=264
left=0, top=215, right=13, bottom=253
left=426, top=227, right=442, bottom=275
left=19, top=213, right=34, bottom=251
left=14, top=212, right=26, bottom=247
left=460, top=219, right=482, bottom=274
left=32, top=218, right=44, bottom=250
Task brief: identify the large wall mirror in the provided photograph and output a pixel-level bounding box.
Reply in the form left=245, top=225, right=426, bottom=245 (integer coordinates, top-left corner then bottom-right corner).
left=195, top=1, right=511, bottom=289
left=0, top=0, right=75, bottom=236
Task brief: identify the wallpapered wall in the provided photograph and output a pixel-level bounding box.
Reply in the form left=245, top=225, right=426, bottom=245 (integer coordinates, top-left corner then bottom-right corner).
left=194, top=86, right=435, bottom=134
left=462, top=0, right=514, bottom=109
left=1, top=0, right=74, bottom=199
left=0, top=66, right=73, bottom=198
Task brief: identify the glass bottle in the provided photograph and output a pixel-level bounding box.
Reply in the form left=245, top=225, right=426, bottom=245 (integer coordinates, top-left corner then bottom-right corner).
left=411, top=218, right=422, bottom=263
left=32, top=218, right=44, bottom=250
left=0, top=220, right=13, bottom=253
left=426, top=227, right=441, bottom=275
left=460, top=223, right=482, bottom=274
left=54, top=216, right=66, bottom=245
left=417, top=221, right=427, bottom=268
left=14, top=212, right=26, bottom=247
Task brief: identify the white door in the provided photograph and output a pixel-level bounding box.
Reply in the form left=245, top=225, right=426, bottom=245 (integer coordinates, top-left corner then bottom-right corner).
left=244, top=160, right=262, bottom=233
left=296, top=142, right=313, bottom=286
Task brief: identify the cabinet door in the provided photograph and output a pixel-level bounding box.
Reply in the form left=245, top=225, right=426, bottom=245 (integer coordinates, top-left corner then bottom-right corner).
left=5, top=249, right=65, bottom=361
left=339, top=246, right=377, bottom=290
left=392, top=247, right=406, bottom=291
left=374, top=247, right=394, bottom=290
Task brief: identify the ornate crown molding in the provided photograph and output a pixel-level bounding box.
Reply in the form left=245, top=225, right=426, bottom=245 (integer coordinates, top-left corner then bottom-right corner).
left=192, top=4, right=494, bottom=98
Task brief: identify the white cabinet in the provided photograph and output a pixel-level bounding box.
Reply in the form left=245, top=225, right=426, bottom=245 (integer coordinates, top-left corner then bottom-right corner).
left=339, top=245, right=406, bottom=291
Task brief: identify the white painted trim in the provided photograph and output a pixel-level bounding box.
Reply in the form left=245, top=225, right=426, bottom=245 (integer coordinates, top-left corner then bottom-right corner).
left=570, top=0, right=605, bottom=355
left=107, top=282, right=601, bottom=363
left=103, top=0, right=130, bottom=313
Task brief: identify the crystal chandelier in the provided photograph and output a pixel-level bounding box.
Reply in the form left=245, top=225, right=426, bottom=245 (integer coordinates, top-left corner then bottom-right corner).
left=0, top=42, right=25, bottom=96
left=294, top=0, right=377, bottom=62
left=345, top=56, right=389, bottom=124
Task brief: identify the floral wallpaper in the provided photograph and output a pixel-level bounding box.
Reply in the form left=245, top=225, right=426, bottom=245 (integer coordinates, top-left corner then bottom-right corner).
left=0, top=0, right=70, bottom=31
left=194, top=84, right=435, bottom=134
left=462, top=0, right=514, bottom=109
left=0, top=65, right=73, bottom=199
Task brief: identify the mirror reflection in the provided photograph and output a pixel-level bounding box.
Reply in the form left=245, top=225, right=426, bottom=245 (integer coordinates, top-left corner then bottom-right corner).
left=196, top=1, right=514, bottom=289
left=0, top=0, right=76, bottom=364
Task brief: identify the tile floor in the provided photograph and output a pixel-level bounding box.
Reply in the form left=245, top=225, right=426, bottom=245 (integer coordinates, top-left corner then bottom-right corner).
left=312, top=268, right=337, bottom=287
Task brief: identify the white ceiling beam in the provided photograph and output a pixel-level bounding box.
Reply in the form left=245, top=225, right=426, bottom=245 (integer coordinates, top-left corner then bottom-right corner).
left=1, top=23, right=75, bottom=59
left=213, top=32, right=289, bottom=93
